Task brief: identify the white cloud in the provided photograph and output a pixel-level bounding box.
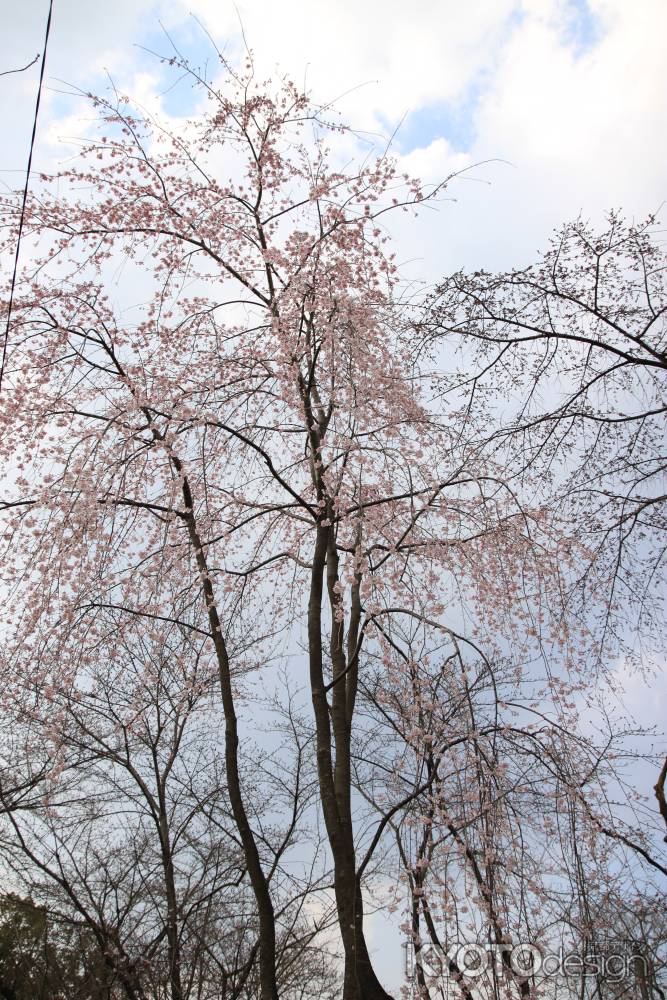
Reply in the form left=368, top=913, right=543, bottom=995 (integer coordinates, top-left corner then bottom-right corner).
left=4, top=0, right=664, bottom=264
left=473, top=0, right=667, bottom=203
left=179, top=0, right=518, bottom=128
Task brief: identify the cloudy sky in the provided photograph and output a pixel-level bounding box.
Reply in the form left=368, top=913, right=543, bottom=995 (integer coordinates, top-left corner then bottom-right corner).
left=3, top=0, right=666, bottom=283
left=2, top=0, right=665, bottom=987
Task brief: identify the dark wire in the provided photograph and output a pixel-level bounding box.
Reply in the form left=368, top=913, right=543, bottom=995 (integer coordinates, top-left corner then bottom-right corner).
left=0, top=0, right=55, bottom=392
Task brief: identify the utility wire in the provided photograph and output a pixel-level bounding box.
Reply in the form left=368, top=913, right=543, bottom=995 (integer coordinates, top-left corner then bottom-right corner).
left=0, top=0, right=54, bottom=392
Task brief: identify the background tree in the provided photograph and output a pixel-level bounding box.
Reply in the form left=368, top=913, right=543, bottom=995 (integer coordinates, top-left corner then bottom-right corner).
left=0, top=614, right=336, bottom=1000
left=0, top=893, right=120, bottom=1000
left=426, top=213, right=667, bottom=671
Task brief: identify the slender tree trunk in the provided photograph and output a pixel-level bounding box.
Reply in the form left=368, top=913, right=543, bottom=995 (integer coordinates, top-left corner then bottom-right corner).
left=156, top=815, right=184, bottom=1000
left=307, top=525, right=393, bottom=1000
left=110, top=382, right=279, bottom=999
left=179, top=470, right=279, bottom=1000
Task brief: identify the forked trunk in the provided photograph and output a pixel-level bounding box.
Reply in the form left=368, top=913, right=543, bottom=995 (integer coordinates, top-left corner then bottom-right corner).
left=307, top=525, right=393, bottom=1000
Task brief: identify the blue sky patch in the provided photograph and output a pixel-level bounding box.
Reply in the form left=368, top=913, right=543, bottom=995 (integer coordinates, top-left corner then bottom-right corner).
left=383, top=69, right=488, bottom=156
left=389, top=97, right=477, bottom=155
left=384, top=5, right=524, bottom=156
left=134, top=18, right=225, bottom=117
left=560, top=0, right=604, bottom=56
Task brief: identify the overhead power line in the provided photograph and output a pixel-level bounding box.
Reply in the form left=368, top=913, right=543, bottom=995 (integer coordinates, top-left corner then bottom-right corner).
left=0, top=0, right=55, bottom=392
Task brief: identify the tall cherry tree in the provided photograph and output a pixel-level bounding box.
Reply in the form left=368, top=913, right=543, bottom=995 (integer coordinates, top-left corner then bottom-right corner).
left=1, top=49, right=664, bottom=1000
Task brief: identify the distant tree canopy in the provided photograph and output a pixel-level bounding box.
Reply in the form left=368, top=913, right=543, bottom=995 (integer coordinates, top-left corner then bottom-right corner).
left=0, top=894, right=119, bottom=1000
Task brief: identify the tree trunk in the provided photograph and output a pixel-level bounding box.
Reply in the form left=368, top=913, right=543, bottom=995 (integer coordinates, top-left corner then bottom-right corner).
left=307, top=525, right=393, bottom=1000
left=180, top=469, right=279, bottom=1000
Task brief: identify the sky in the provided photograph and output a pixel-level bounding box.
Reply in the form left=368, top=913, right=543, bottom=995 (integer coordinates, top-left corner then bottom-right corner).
left=2, top=0, right=666, bottom=284
left=2, top=0, right=666, bottom=990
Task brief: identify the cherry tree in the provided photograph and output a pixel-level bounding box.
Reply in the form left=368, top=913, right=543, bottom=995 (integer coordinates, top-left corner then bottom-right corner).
left=350, top=597, right=667, bottom=999
left=0, top=612, right=337, bottom=1000
left=1, top=49, right=664, bottom=1000
left=426, top=214, right=667, bottom=671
